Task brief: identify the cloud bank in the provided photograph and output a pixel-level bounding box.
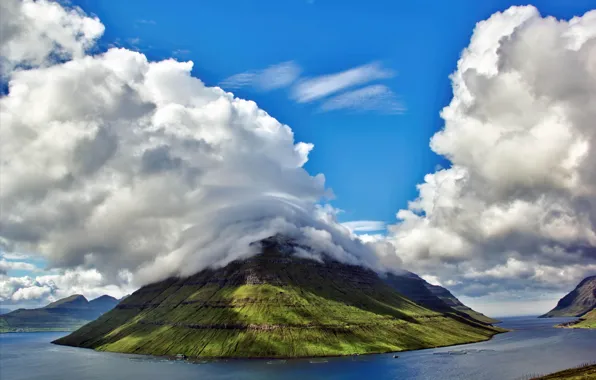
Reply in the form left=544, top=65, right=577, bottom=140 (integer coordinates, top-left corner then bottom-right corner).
left=0, top=0, right=382, bottom=305
left=386, top=6, right=596, bottom=298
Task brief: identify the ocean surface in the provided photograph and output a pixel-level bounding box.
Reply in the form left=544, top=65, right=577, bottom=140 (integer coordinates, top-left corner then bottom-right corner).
left=1, top=317, right=595, bottom=380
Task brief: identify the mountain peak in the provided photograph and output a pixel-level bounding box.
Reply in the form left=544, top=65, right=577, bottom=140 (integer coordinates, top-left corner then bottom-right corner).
left=90, top=295, right=118, bottom=303
left=541, top=276, right=596, bottom=317
left=45, top=295, right=89, bottom=309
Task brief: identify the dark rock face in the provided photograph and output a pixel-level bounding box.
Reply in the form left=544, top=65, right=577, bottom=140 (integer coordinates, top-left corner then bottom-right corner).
left=382, top=271, right=498, bottom=324
left=542, top=276, right=596, bottom=317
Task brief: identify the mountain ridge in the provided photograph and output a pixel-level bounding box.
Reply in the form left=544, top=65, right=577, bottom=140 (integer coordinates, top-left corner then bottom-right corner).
left=382, top=271, right=498, bottom=324
left=0, top=294, right=119, bottom=332
left=541, top=276, right=596, bottom=318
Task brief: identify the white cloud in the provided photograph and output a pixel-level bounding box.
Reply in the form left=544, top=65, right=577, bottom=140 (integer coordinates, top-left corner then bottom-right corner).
left=135, top=19, right=156, bottom=26
left=421, top=275, right=442, bottom=287
left=11, top=284, right=53, bottom=302
left=127, top=37, right=141, bottom=46
left=173, top=49, right=190, bottom=56
left=0, top=0, right=383, bottom=292
left=342, top=220, right=386, bottom=232
left=384, top=6, right=596, bottom=298
left=320, top=84, right=404, bottom=114
left=0, top=0, right=104, bottom=74
left=0, top=259, right=39, bottom=274
left=0, top=251, right=34, bottom=260
left=292, top=61, right=394, bottom=103
left=0, top=268, right=133, bottom=306
left=220, top=61, right=301, bottom=91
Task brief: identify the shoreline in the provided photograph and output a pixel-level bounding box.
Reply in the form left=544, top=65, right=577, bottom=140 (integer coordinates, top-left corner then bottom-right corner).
left=52, top=328, right=508, bottom=362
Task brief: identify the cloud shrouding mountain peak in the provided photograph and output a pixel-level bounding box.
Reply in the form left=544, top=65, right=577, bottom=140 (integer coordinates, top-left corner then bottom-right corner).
left=0, top=0, right=381, bottom=302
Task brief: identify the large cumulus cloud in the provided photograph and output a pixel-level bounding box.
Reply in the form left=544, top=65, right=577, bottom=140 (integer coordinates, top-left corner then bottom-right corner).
left=387, top=6, right=596, bottom=298
left=0, top=0, right=104, bottom=73
left=0, top=0, right=380, bottom=301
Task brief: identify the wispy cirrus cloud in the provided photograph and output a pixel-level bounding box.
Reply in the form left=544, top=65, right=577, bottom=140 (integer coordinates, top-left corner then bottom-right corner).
left=135, top=19, right=156, bottom=26
left=342, top=220, right=387, bottom=233
left=292, top=61, right=394, bottom=103
left=173, top=49, right=191, bottom=56
left=0, top=259, right=40, bottom=275
left=220, top=60, right=403, bottom=114
left=220, top=61, right=301, bottom=91
left=320, top=84, right=405, bottom=114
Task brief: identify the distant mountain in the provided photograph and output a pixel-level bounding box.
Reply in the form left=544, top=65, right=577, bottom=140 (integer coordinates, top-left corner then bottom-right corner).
left=0, top=294, right=119, bottom=332
left=54, top=236, right=502, bottom=359
left=0, top=308, right=11, bottom=315
left=382, top=271, right=499, bottom=324
left=541, top=276, right=596, bottom=318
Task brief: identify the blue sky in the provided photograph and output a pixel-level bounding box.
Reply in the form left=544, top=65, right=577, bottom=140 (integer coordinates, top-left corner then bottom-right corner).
left=69, top=0, right=595, bottom=227
left=74, top=0, right=593, bottom=227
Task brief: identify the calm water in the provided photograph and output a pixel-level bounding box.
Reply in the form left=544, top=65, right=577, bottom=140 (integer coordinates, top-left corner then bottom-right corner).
left=1, top=317, right=595, bottom=380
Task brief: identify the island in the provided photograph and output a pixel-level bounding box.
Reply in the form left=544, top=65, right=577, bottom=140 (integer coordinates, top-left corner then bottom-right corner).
left=54, top=236, right=504, bottom=358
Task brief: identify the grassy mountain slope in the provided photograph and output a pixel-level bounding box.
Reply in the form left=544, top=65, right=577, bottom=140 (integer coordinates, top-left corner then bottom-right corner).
left=0, top=294, right=118, bottom=332
left=383, top=272, right=498, bottom=324
left=55, top=238, right=502, bottom=358
left=542, top=276, right=596, bottom=317
left=574, top=309, right=596, bottom=328
left=425, top=283, right=499, bottom=324
left=558, top=308, right=596, bottom=329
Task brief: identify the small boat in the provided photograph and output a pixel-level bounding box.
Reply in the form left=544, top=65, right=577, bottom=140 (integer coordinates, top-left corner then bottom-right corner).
left=309, top=358, right=328, bottom=364
left=393, top=355, right=399, bottom=359
left=175, top=354, right=187, bottom=360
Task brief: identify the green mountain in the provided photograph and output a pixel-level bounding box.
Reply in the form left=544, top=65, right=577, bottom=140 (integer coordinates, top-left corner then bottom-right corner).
left=0, top=294, right=119, bottom=332
left=383, top=271, right=498, bottom=324
left=54, top=236, right=502, bottom=358
left=541, top=276, right=596, bottom=318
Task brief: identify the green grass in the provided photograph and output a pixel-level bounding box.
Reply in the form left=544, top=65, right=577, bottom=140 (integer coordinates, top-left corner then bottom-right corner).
left=529, top=363, right=596, bottom=379
left=55, top=251, right=502, bottom=358
left=558, top=309, right=596, bottom=329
